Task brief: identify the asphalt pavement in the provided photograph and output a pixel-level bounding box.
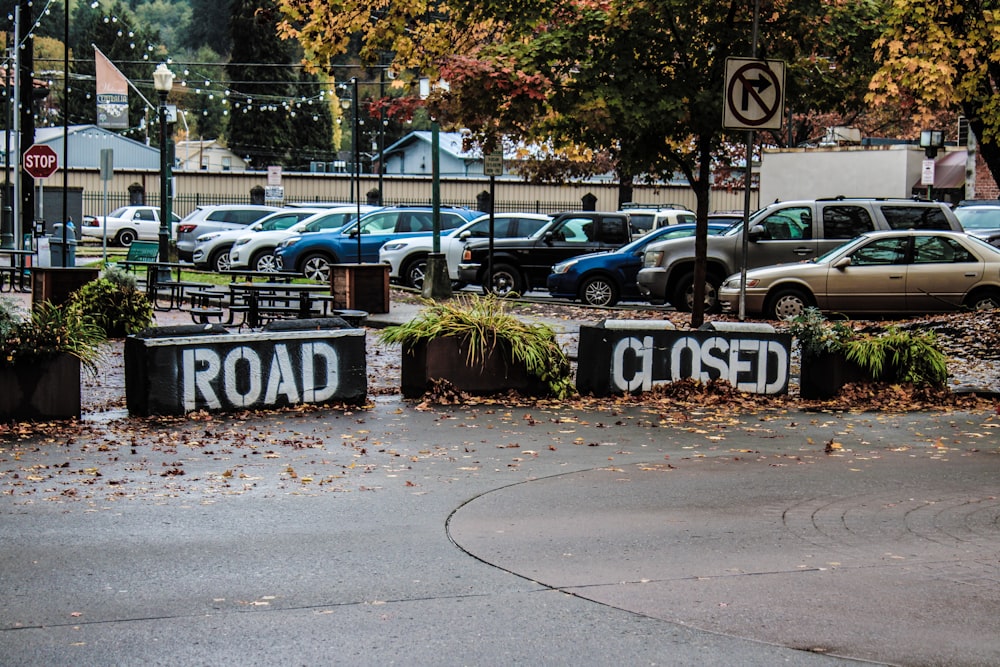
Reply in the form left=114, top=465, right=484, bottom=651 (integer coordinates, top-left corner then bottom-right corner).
left=2, top=397, right=999, bottom=664
left=1, top=288, right=999, bottom=665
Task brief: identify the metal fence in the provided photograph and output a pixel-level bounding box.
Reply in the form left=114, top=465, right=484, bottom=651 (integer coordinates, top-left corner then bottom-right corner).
left=83, top=193, right=582, bottom=218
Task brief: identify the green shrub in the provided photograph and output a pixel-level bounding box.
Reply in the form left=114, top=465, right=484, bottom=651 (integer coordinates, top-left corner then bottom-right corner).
left=68, top=266, right=153, bottom=337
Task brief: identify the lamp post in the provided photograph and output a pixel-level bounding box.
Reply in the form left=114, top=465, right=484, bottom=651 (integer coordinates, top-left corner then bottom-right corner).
left=919, top=129, right=945, bottom=201
left=153, top=63, right=174, bottom=262
left=418, top=77, right=452, bottom=300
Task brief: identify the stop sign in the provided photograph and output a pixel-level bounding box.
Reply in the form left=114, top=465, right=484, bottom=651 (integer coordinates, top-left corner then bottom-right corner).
left=23, top=144, right=59, bottom=179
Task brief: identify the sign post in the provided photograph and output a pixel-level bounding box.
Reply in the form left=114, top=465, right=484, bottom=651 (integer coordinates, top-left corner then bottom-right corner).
left=23, top=144, right=61, bottom=261
left=483, top=152, right=503, bottom=291
left=723, top=56, right=785, bottom=321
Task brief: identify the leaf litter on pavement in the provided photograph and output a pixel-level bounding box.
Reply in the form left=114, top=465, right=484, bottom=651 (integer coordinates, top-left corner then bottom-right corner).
left=1, top=304, right=998, bottom=503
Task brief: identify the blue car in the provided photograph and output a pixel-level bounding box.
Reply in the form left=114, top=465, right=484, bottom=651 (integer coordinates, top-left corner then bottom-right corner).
left=547, top=221, right=734, bottom=306
left=275, top=206, right=481, bottom=281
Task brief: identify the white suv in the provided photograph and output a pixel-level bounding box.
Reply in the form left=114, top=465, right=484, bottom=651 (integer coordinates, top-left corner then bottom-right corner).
left=620, top=205, right=695, bottom=235
left=174, top=205, right=280, bottom=261
left=379, top=213, right=551, bottom=288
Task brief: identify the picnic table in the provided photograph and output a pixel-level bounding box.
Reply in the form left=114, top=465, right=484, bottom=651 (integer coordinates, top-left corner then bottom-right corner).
left=226, top=281, right=333, bottom=328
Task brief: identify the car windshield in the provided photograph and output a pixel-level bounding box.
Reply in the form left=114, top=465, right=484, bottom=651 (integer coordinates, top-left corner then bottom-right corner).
left=954, top=207, right=1000, bottom=231
left=813, top=235, right=871, bottom=263
left=109, top=207, right=129, bottom=217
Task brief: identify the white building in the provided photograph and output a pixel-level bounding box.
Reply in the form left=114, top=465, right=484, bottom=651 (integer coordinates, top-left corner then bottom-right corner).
left=174, top=139, right=248, bottom=172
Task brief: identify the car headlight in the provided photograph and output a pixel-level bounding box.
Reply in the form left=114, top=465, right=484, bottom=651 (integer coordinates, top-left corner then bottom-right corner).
left=232, top=238, right=250, bottom=248
left=723, top=277, right=759, bottom=289
left=277, top=237, right=300, bottom=250
left=381, top=242, right=409, bottom=252
left=197, top=232, right=222, bottom=243
left=642, top=251, right=664, bottom=267
left=552, top=259, right=577, bottom=274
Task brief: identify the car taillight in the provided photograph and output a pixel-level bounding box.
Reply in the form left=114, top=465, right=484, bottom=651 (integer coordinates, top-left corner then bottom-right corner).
left=177, top=224, right=197, bottom=233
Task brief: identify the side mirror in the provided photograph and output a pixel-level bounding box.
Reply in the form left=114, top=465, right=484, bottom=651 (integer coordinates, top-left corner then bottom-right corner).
left=459, top=230, right=471, bottom=240
left=543, top=230, right=556, bottom=245
left=834, top=256, right=851, bottom=270
left=748, top=224, right=766, bottom=241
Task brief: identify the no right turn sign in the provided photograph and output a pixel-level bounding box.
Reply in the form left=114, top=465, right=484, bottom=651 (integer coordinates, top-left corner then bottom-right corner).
left=723, top=58, right=786, bottom=131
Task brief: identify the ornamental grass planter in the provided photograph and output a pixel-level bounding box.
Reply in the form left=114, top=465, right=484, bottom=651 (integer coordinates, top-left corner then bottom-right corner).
left=400, top=336, right=546, bottom=399
left=0, top=353, right=81, bottom=421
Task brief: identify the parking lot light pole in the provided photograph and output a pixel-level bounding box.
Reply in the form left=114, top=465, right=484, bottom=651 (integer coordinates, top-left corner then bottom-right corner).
left=154, top=63, right=174, bottom=263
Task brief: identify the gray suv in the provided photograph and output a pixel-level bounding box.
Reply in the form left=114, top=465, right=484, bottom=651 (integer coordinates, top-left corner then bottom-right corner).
left=174, top=205, right=280, bottom=261
left=637, top=197, right=964, bottom=311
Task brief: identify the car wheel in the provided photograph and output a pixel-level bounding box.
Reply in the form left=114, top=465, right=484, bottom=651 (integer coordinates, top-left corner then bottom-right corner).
left=766, top=287, right=813, bottom=320
left=481, top=263, right=523, bottom=297
left=115, top=229, right=136, bottom=247
left=964, top=288, right=1000, bottom=311
left=401, top=255, right=428, bottom=289
left=671, top=271, right=720, bottom=313
left=250, top=251, right=279, bottom=272
left=580, top=276, right=619, bottom=307
left=211, top=247, right=233, bottom=272
left=301, top=253, right=332, bottom=282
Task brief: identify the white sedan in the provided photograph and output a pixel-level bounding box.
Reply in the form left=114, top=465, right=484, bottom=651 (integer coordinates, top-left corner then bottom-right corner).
left=79, top=206, right=180, bottom=246
left=379, top=213, right=551, bottom=288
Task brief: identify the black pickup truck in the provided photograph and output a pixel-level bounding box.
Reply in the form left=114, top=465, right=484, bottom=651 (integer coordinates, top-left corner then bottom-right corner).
left=457, top=211, right=632, bottom=295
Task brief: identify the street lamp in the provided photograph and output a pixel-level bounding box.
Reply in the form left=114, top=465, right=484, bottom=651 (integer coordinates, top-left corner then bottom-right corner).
left=919, top=129, right=945, bottom=200
left=153, top=63, right=174, bottom=263
left=418, top=76, right=452, bottom=300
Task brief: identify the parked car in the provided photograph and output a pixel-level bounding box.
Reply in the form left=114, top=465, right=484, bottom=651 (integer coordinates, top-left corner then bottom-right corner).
left=458, top=211, right=633, bottom=295
left=379, top=213, right=551, bottom=288
left=174, top=204, right=280, bottom=261
left=275, top=206, right=481, bottom=281
left=619, top=205, right=695, bottom=236
left=953, top=200, right=1000, bottom=247
left=191, top=208, right=327, bottom=272
left=637, top=197, right=965, bottom=312
left=79, top=206, right=181, bottom=247
left=547, top=221, right=734, bottom=306
left=230, top=206, right=381, bottom=272
left=718, top=229, right=1000, bottom=319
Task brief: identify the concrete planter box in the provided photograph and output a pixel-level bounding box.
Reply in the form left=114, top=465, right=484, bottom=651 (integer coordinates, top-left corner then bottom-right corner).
left=329, top=263, right=390, bottom=314
left=401, top=336, right=544, bottom=399
left=0, top=353, right=81, bottom=421
left=798, top=351, right=868, bottom=399
left=31, top=267, right=100, bottom=306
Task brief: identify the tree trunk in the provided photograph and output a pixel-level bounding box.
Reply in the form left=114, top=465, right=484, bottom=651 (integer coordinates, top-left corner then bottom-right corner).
left=968, top=113, right=1000, bottom=192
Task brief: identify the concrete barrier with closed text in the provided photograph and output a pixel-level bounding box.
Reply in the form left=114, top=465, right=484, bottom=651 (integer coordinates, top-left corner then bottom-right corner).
left=576, top=320, right=791, bottom=397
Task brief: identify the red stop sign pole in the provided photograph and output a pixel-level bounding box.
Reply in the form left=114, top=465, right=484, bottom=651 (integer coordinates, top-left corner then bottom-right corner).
left=23, top=144, right=59, bottom=179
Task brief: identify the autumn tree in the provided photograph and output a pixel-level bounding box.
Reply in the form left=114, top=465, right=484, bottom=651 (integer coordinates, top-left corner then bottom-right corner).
left=277, top=0, right=885, bottom=326
left=868, top=0, right=1000, bottom=185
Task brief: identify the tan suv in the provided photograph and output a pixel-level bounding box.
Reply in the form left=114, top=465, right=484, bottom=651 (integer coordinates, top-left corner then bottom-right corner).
left=636, top=197, right=964, bottom=311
